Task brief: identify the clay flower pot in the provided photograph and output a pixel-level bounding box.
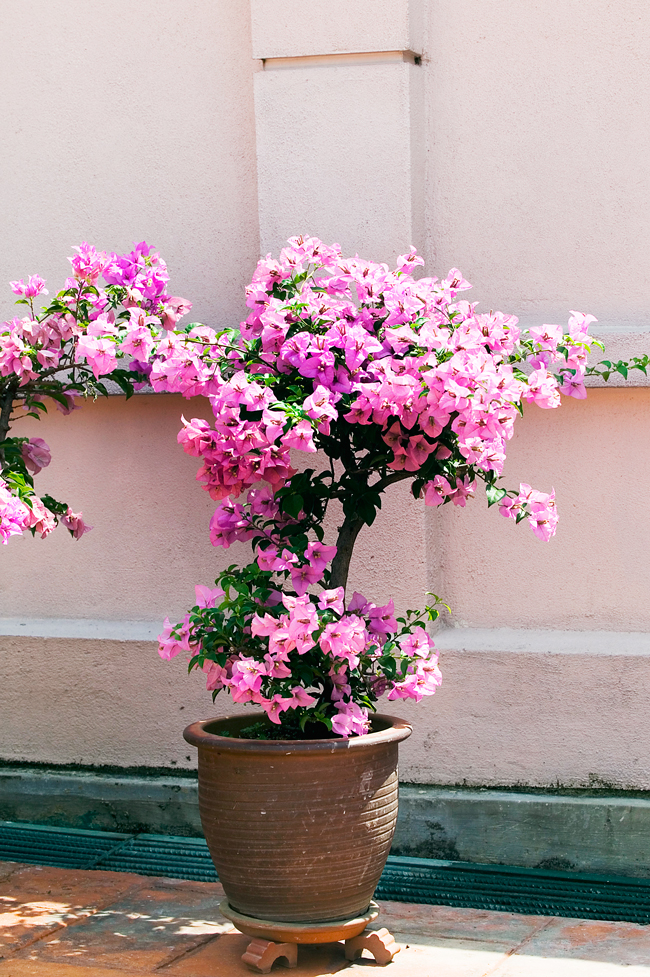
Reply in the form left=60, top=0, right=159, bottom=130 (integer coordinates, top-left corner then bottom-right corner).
left=183, top=713, right=412, bottom=923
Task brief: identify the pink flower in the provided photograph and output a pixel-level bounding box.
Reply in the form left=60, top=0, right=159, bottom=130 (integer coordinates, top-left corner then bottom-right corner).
left=400, top=631, right=436, bottom=658
left=21, top=438, right=51, bottom=474
left=449, top=475, right=476, bottom=508
left=318, top=587, right=345, bottom=615
left=268, top=626, right=297, bottom=657
left=54, top=391, right=82, bottom=415
left=157, top=617, right=192, bottom=660
left=194, top=584, right=223, bottom=608
left=305, top=540, right=337, bottom=572
left=331, top=701, right=370, bottom=737
left=368, top=600, right=398, bottom=635
left=287, top=686, right=317, bottom=709
left=69, top=243, right=107, bottom=284
left=282, top=419, right=316, bottom=452
left=60, top=507, right=92, bottom=539
left=320, top=614, right=367, bottom=666
left=347, top=591, right=370, bottom=615
left=10, top=275, right=48, bottom=298
left=559, top=371, right=587, bottom=400
left=75, top=334, right=117, bottom=378
left=422, top=475, right=453, bottom=507
left=24, top=497, right=57, bottom=538
left=388, top=659, right=443, bottom=702
left=261, top=693, right=294, bottom=724
left=524, top=369, right=561, bottom=410
left=230, top=656, right=267, bottom=695
left=0, top=481, right=29, bottom=543
left=121, top=324, right=156, bottom=361
left=252, top=612, right=284, bottom=637
left=394, top=247, right=425, bottom=275
left=203, top=660, right=228, bottom=691
left=290, top=562, right=322, bottom=596
left=161, top=296, right=193, bottom=329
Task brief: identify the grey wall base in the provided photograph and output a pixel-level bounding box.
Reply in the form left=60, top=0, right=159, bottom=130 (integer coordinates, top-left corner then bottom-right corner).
left=2, top=767, right=650, bottom=878
left=0, top=768, right=203, bottom=838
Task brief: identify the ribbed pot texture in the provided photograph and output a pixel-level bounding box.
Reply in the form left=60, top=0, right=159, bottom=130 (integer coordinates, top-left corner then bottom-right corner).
left=183, top=713, right=412, bottom=923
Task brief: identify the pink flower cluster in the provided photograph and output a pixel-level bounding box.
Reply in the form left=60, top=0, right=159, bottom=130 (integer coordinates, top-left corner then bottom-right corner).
left=163, top=238, right=599, bottom=540
left=1, top=242, right=178, bottom=544
left=499, top=483, right=558, bottom=542
left=0, top=473, right=91, bottom=543
left=0, top=481, right=30, bottom=543
left=159, top=584, right=442, bottom=735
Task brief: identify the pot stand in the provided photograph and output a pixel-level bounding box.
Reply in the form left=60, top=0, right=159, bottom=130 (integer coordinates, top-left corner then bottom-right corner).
left=219, top=899, right=400, bottom=973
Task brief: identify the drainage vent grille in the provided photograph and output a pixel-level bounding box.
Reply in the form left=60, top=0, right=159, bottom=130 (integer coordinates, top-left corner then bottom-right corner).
left=100, top=835, right=218, bottom=882
left=377, top=857, right=650, bottom=925
left=3, top=821, right=650, bottom=924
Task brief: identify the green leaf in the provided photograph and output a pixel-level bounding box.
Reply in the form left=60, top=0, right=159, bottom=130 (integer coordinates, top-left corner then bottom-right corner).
left=108, top=370, right=136, bottom=399
left=485, top=484, right=507, bottom=508
left=281, top=494, right=304, bottom=519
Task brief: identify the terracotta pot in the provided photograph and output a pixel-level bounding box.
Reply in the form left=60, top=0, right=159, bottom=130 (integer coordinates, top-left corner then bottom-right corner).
left=183, top=713, right=412, bottom=922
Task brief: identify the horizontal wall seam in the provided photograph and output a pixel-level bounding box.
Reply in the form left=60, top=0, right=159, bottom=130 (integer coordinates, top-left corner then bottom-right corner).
left=262, top=50, right=420, bottom=70
left=1, top=621, right=649, bottom=652
left=0, top=618, right=160, bottom=641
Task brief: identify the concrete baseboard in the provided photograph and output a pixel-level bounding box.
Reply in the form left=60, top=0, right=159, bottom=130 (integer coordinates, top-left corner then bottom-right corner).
left=0, top=767, right=202, bottom=837
left=394, top=786, right=650, bottom=878
left=3, top=766, right=650, bottom=878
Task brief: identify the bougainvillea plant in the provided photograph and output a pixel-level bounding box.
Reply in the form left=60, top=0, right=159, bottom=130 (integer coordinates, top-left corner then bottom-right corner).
left=153, top=236, right=648, bottom=738
left=0, top=242, right=190, bottom=542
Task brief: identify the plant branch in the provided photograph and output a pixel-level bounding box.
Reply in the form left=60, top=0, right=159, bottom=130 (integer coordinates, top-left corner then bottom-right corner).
left=372, top=469, right=414, bottom=494
left=329, top=513, right=366, bottom=594
left=0, top=380, right=18, bottom=445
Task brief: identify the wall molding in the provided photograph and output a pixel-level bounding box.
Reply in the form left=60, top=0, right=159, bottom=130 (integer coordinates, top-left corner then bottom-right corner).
left=262, top=50, right=420, bottom=70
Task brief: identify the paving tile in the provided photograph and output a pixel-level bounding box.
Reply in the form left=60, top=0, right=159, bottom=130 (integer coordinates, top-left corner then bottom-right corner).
left=491, top=952, right=650, bottom=975
left=16, top=878, right=230, bottom=973
left=491, top=917, right=650, bottom=973
left=0, top=962, right=146, bottom=976
left=374, top=898, right=549, bottom=946
left=0, top=865, right=22, bottom=884
left=162, top=932, right=349, bottom=976
left=345, top=933, right=508, bottom=976
left=0, top=865, right=142, bottom=957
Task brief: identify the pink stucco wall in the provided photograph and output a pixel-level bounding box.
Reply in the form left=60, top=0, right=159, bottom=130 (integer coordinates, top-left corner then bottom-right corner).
left=423, top=0, right=650, bottom=330
left=434, top=388, right=650, bottom=632
left=0, top=1, right=260, bottom=328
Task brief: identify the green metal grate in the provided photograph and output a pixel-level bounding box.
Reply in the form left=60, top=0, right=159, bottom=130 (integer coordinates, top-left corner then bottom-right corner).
left=2, top=820, right=650, bottom=924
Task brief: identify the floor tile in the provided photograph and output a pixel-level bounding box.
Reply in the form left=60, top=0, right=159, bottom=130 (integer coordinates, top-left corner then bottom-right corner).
left=375, top=899, right=549, bottom=946
left=0, top=962, right=146, bottom=976
left=0, top=865, right=22, bottom=884
left=15, top=878, right=230, bottom=973
left=490, top=952, right=650, bottom=975
left=0, top=865, right=142, bottom=957
left=162, top=932, right=349, bottom=976
left=346, top=933, right=508, bottom=976
left=504, top=917, right=650, bottom=967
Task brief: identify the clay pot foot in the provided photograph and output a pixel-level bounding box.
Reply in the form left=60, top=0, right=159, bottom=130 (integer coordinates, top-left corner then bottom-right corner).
left=241, top=938, right=298, bottom=973
left=345, top=927, right=401, bottom=965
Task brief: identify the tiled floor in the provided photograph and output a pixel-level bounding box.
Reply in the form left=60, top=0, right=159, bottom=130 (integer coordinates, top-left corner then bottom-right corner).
left=1, top=860, right=650, bottom=976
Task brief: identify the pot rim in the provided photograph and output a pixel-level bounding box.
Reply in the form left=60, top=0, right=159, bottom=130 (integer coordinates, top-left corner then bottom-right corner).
left=183, top=712, right=412, bottom=754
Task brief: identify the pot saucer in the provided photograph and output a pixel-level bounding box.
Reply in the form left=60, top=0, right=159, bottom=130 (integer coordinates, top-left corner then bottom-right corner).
left=219, top=898, right=379, bottom=944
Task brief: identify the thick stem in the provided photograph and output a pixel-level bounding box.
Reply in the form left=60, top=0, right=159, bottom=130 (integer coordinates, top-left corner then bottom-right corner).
left=0, top=380, right=19, bottom=464
left=329, top=514, right=365, bottom=594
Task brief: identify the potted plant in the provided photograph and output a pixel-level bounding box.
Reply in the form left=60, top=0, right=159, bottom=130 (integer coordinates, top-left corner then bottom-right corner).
left=154, top=236, right=644, bottom=926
